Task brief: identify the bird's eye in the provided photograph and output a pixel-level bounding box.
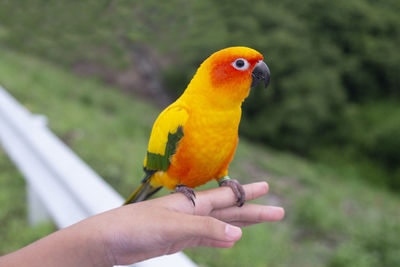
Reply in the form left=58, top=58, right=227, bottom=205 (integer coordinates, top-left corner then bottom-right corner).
left=232, top=58, right=249, bottom=71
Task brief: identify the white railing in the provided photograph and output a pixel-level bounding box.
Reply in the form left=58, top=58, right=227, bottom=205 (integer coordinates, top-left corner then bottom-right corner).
left=0, top=85, right=197, bottom=267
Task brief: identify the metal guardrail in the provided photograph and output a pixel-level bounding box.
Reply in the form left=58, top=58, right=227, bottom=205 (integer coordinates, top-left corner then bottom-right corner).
left=0, top=85, right=197, bottom=267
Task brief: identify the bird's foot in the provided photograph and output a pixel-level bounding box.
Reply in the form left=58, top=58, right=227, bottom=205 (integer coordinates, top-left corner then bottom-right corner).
left=175, top=184, right=196, bottom=206
left=218, top=176, right=246, bottom=207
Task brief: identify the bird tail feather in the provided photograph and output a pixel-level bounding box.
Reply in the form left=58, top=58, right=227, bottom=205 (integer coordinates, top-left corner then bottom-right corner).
left=123, top=174, right=162, bottom=205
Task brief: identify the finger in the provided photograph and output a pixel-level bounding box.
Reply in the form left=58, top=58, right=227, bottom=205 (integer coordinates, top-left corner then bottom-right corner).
left=230, top=221, right=255, bottom=227
left=230, top=220, right=284, bottom=227
left=182, top=215, right=242, bottom=242
left=210, top=204, right=284, bottom=223
left=198, top=238, right=236, bottom=248
left=198, top=182, right=269, bottom=211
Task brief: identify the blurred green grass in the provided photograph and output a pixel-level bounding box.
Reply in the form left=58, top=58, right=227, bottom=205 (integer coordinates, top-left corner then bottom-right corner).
left=0, top=147, right=54, bottom=255
left=0, top=50, right=399, bottom=266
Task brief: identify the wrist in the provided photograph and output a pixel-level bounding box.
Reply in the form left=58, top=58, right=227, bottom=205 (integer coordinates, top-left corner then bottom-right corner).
left=69, top=216, right=116, bottom=267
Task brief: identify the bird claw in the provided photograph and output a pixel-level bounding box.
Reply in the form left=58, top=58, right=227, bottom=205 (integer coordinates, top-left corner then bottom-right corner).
left=218, top=176, right=246, bottom=207
left=175, top=184, right=196, bottom=206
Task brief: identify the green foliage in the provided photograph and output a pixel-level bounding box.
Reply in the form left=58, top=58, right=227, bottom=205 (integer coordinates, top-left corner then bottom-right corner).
left=329, top=218, right=400, bottom=267
left=291, top=0, right=400, bottom=99
left=343, top=102, right=400, bottom=189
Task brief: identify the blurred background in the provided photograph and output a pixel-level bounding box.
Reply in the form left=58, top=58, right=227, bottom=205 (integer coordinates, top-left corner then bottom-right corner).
left=0, top=0, right=399, bottom=266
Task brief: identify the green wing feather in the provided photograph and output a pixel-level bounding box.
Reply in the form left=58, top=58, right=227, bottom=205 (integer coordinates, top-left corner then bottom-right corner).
left=145, top=126, right=184, bottom=171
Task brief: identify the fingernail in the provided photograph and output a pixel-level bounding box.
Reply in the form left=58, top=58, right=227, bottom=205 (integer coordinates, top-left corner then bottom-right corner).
left=276, top=207, right=285, bottom=219
left=225, top=224, right=242, bottom=241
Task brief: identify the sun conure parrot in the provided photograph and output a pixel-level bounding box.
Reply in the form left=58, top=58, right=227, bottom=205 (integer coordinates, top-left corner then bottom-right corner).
left=124, top=46, right=270, bottom=207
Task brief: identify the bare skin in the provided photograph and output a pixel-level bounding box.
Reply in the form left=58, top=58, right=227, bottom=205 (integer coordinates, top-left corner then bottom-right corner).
left=0, top=182, right=284, bottom=267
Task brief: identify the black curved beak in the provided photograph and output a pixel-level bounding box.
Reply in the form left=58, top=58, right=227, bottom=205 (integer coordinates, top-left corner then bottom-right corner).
left=251, top=61, right=270, bottom=88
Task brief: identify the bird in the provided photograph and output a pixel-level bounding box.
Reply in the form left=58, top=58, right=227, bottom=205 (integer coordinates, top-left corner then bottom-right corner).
left=124, top=46, right=270, bottom=207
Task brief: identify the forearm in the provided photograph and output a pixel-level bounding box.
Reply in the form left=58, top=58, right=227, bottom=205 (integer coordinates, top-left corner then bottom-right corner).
left=0, top=220, right=112, bottom=267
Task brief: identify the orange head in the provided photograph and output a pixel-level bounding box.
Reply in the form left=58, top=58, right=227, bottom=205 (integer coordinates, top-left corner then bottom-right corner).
left=185, top=47, right=270, bottom=107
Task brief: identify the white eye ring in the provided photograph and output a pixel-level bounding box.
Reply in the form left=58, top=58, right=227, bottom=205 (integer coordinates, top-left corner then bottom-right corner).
left=232, top=58, right=250, bottom=71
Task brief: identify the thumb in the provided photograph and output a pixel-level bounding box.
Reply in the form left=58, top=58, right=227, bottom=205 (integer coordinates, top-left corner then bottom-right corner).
left=183, top=215, right=242, bottom=242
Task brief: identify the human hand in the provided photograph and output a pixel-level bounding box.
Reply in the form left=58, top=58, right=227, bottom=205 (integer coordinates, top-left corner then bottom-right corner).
left=0, top=182, right=284, bottom=267
left=91, top=181, right=284, bottom=265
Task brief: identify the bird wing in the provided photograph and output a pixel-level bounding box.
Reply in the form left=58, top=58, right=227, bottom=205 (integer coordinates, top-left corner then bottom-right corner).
left=144, top=105, right=189, bottom=172
left=124, top=105, right=188, bottom=204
